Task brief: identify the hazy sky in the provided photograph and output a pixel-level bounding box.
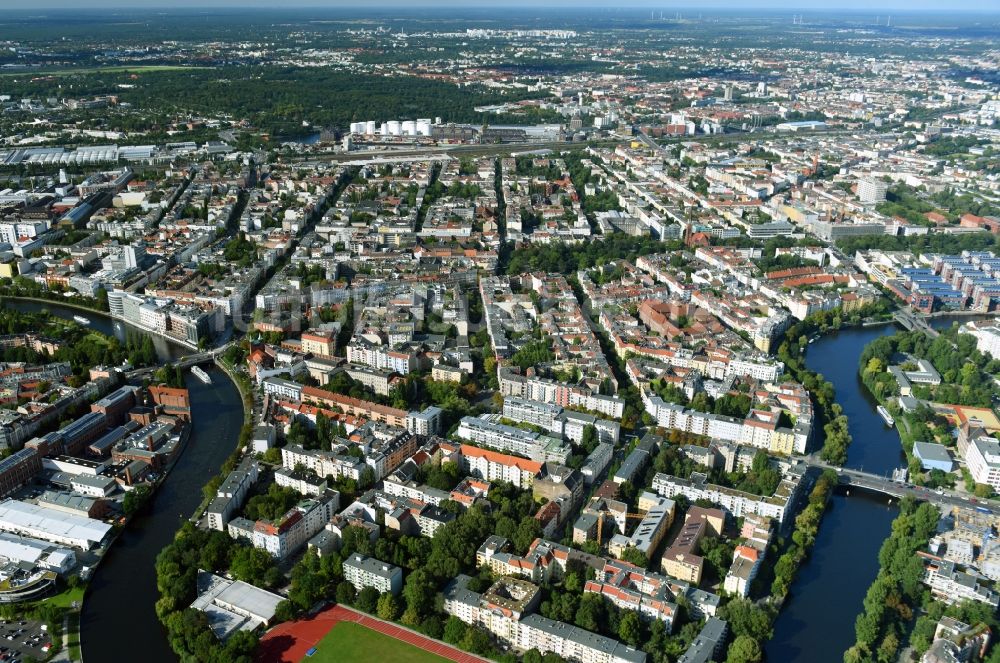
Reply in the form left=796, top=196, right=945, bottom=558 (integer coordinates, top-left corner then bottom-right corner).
left=0, top=0, right=994, bottom=10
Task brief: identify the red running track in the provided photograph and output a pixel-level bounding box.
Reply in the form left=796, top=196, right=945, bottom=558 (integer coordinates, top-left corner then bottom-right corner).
left=257, top=604, right=489, bottom=663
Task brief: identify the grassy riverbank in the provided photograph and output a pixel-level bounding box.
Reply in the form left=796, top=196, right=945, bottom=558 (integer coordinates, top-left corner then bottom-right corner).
left=858, top=325, right=1000, bottom=495
left=0, top=278, right=110, bottom=313
left=842, top=498, right=939, bottom=663
left=717, top=469, right=840, bottom=663
left=776, top=302, right=893, bottom=465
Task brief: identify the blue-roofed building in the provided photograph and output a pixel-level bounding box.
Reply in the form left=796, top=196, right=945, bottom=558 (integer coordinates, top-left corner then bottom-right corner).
left=913, top=442, right=954, bottom=473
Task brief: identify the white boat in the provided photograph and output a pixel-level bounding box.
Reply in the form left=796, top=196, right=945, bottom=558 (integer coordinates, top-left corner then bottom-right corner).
left=877, top=405, right=895, bottom=427
left=73, top=315, right=90, bottom=325
left=191, top=366, right=212, bottom=384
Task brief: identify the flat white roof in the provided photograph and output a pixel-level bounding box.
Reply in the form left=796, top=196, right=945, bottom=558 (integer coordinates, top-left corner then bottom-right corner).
left=0, top=500, right=111, bottom=548
left=191, top=571, right=282, bottom=634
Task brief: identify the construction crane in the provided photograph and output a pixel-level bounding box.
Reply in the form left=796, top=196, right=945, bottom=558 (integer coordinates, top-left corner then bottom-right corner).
left=596, top=510, right=648, bottom=546
left=980, top=524, right=997, bottom=562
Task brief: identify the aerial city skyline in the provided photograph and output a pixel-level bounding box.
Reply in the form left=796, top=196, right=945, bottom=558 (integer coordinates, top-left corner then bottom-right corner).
left=0, top=5, right=997, bottom=663
left=2, top=1, right=999, bottom=10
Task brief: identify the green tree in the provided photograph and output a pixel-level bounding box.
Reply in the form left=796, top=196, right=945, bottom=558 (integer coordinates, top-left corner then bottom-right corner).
left=727, top=635, right=763, bottom=663
left=335, top=581, right=356, bottom=606
left=618, top=611, right=642, bottom=647
left=402, top=568, right=437, bottom=620
left=376, top=592, right=402, bottom=621
left=356, top=586, right=380, bottom=613
left=719, top=600, right=774, bottom=641
left=443, top=615, right=468, bottom=645
left=229, top=546, right=279, bottom=588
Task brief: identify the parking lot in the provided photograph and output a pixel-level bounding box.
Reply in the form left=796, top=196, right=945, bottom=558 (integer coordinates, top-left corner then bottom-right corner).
left=0, top=619, right=54, bottom=662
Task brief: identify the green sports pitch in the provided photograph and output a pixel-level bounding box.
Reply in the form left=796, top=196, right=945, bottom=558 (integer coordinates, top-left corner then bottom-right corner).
left=303, top=622, right=448, bottom=663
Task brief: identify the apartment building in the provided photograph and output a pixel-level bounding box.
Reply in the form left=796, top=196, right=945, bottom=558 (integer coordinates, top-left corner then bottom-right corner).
left=405, top=406, right=443, bottom=436
left=280, top=444, right=366, bottom=482
left=961, top=322, right=1000, bottom=361
left=206, top=457, right=260, bottom=531
left=273, top=467, right=328, bottom=496
left=381, top=473, right=450, bottom=506
left=964, top=436, right=1000, bottom=490
left=723, top=546, right=761, bottom=598
left=300, top=386, right=408, bottom=428
left=346, top=340, right=420, bottom=375
left=0, top=448, right=42, bottom=497
left=443, top=574, right=646, bottom=663
left=458, top=444, right=542, bottom=488
left=498, top=367, right=625, bottom=420
left=920, top=554, right=1000, bottom=608
left=584, top=559, right=679, bottom=628
left=651, top=469, right=802, bottom=524
left=228, top=493, right=339, bottom=559
left=581, top=443, right=614, bottom=485
left=608, top=492, right=675, bottom=561
left=457, top=416, right=570, bottom=464
left=300, top=330, right=336, bottom=357
left=343, top=553, right=403, bottom=595
left=677, top=618, right=729, bottom=663
left=502, top=397, right=620, bottom=445
left=644, top=397, right=804, bottom=455
left=343, top=365, right=395, bottom=396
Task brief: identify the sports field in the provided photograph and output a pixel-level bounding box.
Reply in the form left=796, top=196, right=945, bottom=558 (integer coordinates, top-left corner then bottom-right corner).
left=304, top=621, right=446, bottom=663
left=257, top=604, right=487, bottom=663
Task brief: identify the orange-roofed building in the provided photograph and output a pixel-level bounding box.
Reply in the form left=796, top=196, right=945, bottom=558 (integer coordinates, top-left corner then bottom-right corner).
left=724, top=545, right=763, bottom=597
left=459, top=444, right=542, bottom=488
left=148, top=385, right=191, bottom=420
left=300, top=386, right=407, bottom=427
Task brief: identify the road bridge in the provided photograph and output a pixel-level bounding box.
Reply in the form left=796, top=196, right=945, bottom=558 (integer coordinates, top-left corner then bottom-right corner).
left=802, top=458, right=997, bottom=516
left=892, top=309, right=940, bottom=338
left=124, top=350, right=220, bottom=380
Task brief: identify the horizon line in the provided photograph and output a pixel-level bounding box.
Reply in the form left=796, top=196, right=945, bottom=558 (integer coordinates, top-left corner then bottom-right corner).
left=2, top=3, right=999, bottom=13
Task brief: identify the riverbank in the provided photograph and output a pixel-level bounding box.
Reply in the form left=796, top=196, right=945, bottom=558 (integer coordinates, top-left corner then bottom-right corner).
left=80, top=368, right=246, bottom=663
left=64, top=422, right=195, bottom=662
left=766, top=488, right=897, bottom=663
left=0, top=295, right=109, bottom=317
left=184, top=356, right=256, bottom=522
left=767, top=313, right=904, bottom=661
left=215, top=356, right=254, bottom=426
left=858, top=319, right=1000, bottom=495
left=769, top=469, right=840, bottom=599
left=842, top=499, right=939, bottom=663
left=777, top=304, right=893, bottom=465
left=2, top=294, right=200, bottom=350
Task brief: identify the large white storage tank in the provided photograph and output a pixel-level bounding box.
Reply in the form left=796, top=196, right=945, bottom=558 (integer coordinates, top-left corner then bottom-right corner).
left=386, top=120, right=402, bottom=136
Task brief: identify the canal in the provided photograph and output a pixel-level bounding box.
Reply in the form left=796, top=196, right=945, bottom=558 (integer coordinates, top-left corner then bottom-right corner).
left=767, top=322, right=903, bottom=662
left=5, top=300, right=987, bottom=661
left=766, top=316, right=987, bottom=662
left=2, top=300, right=246, bottom=663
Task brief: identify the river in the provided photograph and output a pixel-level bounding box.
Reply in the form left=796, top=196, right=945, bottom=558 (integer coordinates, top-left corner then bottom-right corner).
left=766, top=322, right=902, bottom=662
left=4, top=299, right=984, bottom=661
left=766, top=316, right=988, bottom=662
left=2, top=299, right=246, bottom=663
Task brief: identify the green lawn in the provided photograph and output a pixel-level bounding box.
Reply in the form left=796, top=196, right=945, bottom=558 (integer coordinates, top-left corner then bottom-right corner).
left=305, top=622, right=447, bottom=663
left=66, top=611, right=81, bottom=662
left=39, top=584, right=85, bottom=610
